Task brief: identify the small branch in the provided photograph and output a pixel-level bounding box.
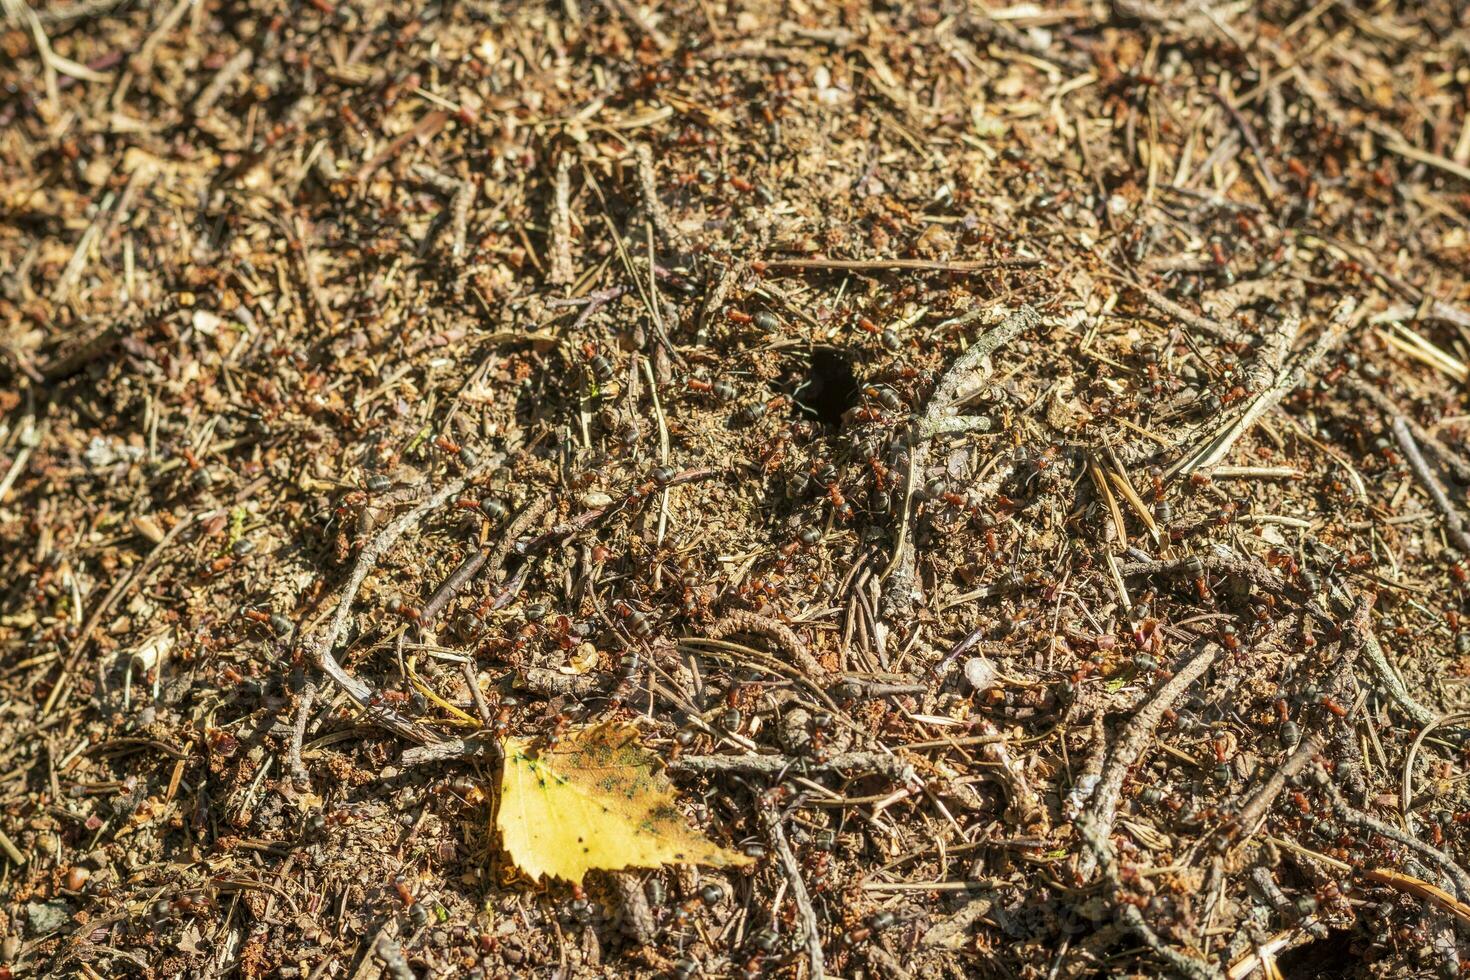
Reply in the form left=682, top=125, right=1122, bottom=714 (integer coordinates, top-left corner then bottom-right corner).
left=706, top=611, right=824, bottom=677
left=399, top=736, right=503, bottom=767
left=1172, top=297, right=1357, bottom=475
left=1227, top=734, right=1324, bottom=840
left=884, top=305, right=1041, bottom=617
left=419, top=548, right=487, bottom=630
left=1136, top=283, right=1252, bottom=347
left=1212, top=85, right=1280, bottom=199
left=761, top=256, right=1041, bottom=274
left=1346, top=377, right=1470, bottom=485
left=668, top=750, right=909, bottom=781
left=548, top=152, right=575, bottom=286
left=300, top=462, right=493, bottom=751
left=1391, top=416, right=1470, bottom=555
left=1079, top=643, right=1220, bottom=875
left=1325, top=777, right=1470, bottom=903
left=1075, top=817, right=1224, bottom=980
left=762, top=804, right=825, bottom=980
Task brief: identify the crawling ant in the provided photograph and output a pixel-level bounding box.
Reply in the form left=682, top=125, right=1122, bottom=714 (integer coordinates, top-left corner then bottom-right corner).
left=626, top=466, right=676, bottom=508
left=544, top=711, right=571, bottom=751
left=810, top=461, right=853, bottom=520
left=613, top=600, right=653, bottom=640
left=583, top=342, right=615, bottom=383
left=1182, top=556, right=1212, bottom=601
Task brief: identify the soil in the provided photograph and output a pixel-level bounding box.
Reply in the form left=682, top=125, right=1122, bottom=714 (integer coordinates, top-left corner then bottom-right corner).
left=4, top=1, right=1470, bottom=978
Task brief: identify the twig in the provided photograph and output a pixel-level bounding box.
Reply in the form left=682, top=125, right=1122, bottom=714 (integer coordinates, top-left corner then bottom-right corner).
left=1135, top=283, right=1253, bottom=347
left=1079, top=643, right=1220, bottom=874
left=418, top=548, right=487, bottom=630
left=884, top=305, right=1041, bottom=617
left=1345, top=377, right=1470, bottom=485
left=1076, top=816, right=1224, bottom=980
left=1227, top=734, right=1324, bottom=840
left=1402, top=712, right=1470, bottom=821
left=633, top=142, right=686, bottom=257
left=1212, top=85, right=1280, bottom=199
left=399, top=735, right=503, bottom=767
left=706, top=611, right=824, bottom=677
left=668, top=750, right=908, bottom=781
left=1391, top=416, right=1470, bottom=555
left=761, top=804, right=825, bottom=980
left=972, top=717, right=1044, bottom=826
left=1119, top=550, right=1332, bottom=626
left=288, top=681, right=316, bottom=785
left=549, top=152, right=575, bottom=286
left=1172, top=297, right=1357, bottom=475
left=1324, top=777, right=1470, bottom=902
left=761, top=256, right=1041, bottom=274
left=192, top=47, right=252, bottom=115
left=0, top=825, right=26, bottom=866
left=300, top=462, right=493, bottom=753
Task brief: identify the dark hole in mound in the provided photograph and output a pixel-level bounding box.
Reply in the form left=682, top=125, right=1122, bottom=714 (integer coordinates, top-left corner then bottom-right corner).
left=797, top=346, right=860, bottom=428
left=1274, top=928, right=1357, bottom=978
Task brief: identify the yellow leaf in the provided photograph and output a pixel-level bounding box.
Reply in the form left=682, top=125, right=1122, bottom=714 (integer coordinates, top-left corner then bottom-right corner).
left=496, top=721, right=751, bottom=883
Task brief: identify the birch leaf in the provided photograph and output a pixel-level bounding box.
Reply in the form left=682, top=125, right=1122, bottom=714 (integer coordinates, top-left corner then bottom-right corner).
left=496, top=721, right=751, bottom=883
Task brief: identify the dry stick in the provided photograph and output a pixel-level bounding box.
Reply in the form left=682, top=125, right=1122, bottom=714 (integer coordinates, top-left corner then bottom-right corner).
left=1228, top=734, right=1325, bottom=839
left=419, top=549, right=487, bottom=629
left=1173, top=297, right=1357, bottom=476
left=1323, top=777, right=1470, bottom=903
left=1120, top=549, right=1437, bottom=726
left=399, top=735, right=502, bottom=766
left=883, top=304, right=1041, bottom=617
left=1346, top=377, right=1470, bottom=485
left=548, top=152, right=575, bottom=286
left=706, top=610, right=824, bottom=677
left=1136, top=283, right=1253, bottom=347
left=761, top=256, right=1041, bottom=274
left=402, top=497, right=553, bottom=721
left=1242, top=313, right=1299, bottom=394
left=1120, top=552, right=1332, bottom=626
left=667, top=750, right=908, bottom=781
left=633, top=142, right=685, bottom=256
left=1078, top=643, right=1221, bottom=876
left=1075, top=817, right=1224, bottom=980
left=298, top=461, right=493, bottom=761
left=1212, top=85, right=1280, bottom=199
left=761, top=805, right=825, bottom=980
left=1391, top=416, right=1470, bottom=555
left=192, top=47, right=252, bottom=115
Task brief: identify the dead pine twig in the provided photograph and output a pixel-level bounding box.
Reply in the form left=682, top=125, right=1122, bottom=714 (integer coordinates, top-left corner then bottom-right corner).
left=1391, top=416, right=1470, bottom=556
left=763, top=256, right=1042, bottom=274
left=761, top=801, right=825, bottom=980
left=1134, top=282, right=1254, bottom=348
left=1077, top=643, right=1221, bottom=876
left=1346, top=377, right=1470, bottom=486
left=291, top=461, right=494, bottom=779
left=884, top=304, right=1041, bottom=618
left=705, top=610, right=824, bottom=677
left=667, top=750, right=907, bottom=781
left=548, top=152, right=575, bottom=287
left=1075, top=817, right=1225, bottom=980
left=1172, top=297, right=1358, bottom=476
left=1225, top=734, right=1325, bottom=842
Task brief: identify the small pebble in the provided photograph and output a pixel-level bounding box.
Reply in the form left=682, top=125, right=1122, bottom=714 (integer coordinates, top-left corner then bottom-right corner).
left=964, top=656, right=999, bottom=693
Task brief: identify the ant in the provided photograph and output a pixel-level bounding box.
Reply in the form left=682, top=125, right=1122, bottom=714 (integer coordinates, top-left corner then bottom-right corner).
left=583, top=342, right=615, bottom=383
left=811, top=461, right=852, bottom=520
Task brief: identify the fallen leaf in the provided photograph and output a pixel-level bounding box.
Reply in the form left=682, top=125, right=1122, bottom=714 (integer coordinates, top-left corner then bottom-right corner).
left=497, top=721, right=751, bottom=883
